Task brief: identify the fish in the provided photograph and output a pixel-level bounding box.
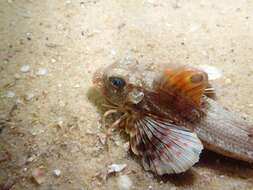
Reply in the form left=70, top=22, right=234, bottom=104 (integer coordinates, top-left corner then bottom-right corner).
left=92, top=58, right=253, bottom=175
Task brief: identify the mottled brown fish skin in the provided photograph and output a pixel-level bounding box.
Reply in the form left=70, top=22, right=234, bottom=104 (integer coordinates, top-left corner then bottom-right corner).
left=139, top=90, right=253, bottom=163
left=195, top=97, right=253, bottom=163
left=96, top=59, right=253, bottom=163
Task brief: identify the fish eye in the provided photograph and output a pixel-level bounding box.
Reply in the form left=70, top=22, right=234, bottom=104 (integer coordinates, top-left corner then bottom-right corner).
left=190, top=73, right=205, bottom=83
left=109, top=76, right=126, bottom=89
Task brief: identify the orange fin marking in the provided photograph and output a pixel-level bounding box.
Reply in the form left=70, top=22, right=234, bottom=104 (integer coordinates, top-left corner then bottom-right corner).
left=160, top=67, right=208, bottom=106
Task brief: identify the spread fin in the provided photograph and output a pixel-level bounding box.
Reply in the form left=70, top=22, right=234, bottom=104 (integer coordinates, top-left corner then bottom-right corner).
left=129, top=115, right=203, bottom=175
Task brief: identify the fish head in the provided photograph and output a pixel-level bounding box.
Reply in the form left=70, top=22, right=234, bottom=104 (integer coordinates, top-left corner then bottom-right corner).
left=93, top=58, right=213, bottom=120
left=93, top=58, right=153, bottom=107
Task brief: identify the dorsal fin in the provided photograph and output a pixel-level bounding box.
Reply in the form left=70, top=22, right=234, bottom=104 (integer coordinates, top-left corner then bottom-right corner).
left=158, top=66, right=209, bottom=106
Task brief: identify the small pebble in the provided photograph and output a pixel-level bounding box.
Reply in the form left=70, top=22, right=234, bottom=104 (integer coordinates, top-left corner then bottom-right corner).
left=199, top=65, right=222, bottom=80
left=51, top=58, right=57, bottom=63
left=248, top=104, right=253, bottom=108
left=15, top=74, right=21, bottom=79
left=74, top=84, right=80, bottom=88
left=111, top=49, right=116, bottom=56
left=53, top=169, right=61, bottom=177
left=36, top=68, right=48, bottom=76
left=98, top=133, right=107, bottom=145
left=27, top=155, right=36, bottom=163
left=146, top=0, right=155, bottom=4
left=108, top=164, right=127, bottom=173
left=242, top=113, right=248, bottom=120
left=57, top=117, right=64, bottom=127
left=114, top=139, right=122, bottom=146
left=20, top=65, right=30, bottom=73
left=59, top=100, right=66, bottom=107
left=123, top=142, right=129, bottom=151
left=117, top=175, right=133, bottom=190
left=5, top=91, right=15, bottom=98
left=189, top=24, right=200, bottom=32
left=16, top=98, right=24, bottom=105
left=31, top=128, right=45, bottom=136
left=225, top=78, right=232, bottom=84
left=25, top=93, right=35, bottom=101
left=65, top=0, right=71, bottom=4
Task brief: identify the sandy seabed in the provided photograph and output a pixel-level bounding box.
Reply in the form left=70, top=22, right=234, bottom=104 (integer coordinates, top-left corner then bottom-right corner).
left=0, top=0, right=253, bottom=190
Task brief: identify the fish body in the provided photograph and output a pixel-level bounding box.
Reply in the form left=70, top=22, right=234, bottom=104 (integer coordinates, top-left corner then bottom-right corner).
left=93, top=59, right=253, bottom=175
left=195, top=98, right=253, bottom=163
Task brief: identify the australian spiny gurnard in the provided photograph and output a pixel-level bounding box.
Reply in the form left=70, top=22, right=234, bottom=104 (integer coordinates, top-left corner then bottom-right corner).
left=93, top=59, right=253, bottom=175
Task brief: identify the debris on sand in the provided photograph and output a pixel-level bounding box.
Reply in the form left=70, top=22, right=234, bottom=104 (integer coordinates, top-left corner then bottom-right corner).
left=0, top=151, right=11, bottom=163
left=110, top=49, right=116, bottom=56
left=199, top=64, right=222, bottom=80
left=73, top=84, right=80, bottom=88
left=65, top=0, right=72, bottom=5
left=248, top=104, right=253, bottom=108
left=25, top=93, right=35, bottom=101
left=108, top=164, right=127, bottom=174
left=56, top=118, right=64, bottom=128
left=5, top=91, right=15, bottom=98
left=225, top=78, right=232, bottom=84
left=0, top=177, right=16, bottom=190
left=98, top=133, right=107, bottom=145
left=53, top=169, right=61, bottom=177
left=51, top=58, right=57, bottom=63
left=94, top=163, right=127, bottom=182
left=36, top=68, right=48, bottom=76
left=26, top=155, right=36, bottom=163
left=117, top=175, right=133, bottom=190
left=15, top=74, right=21, bottom=80
left=32, top=168, right=46, bottom=185
left=20, top=64, right=30, bottom=73
left=123, top=142, right=129, bottom=151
